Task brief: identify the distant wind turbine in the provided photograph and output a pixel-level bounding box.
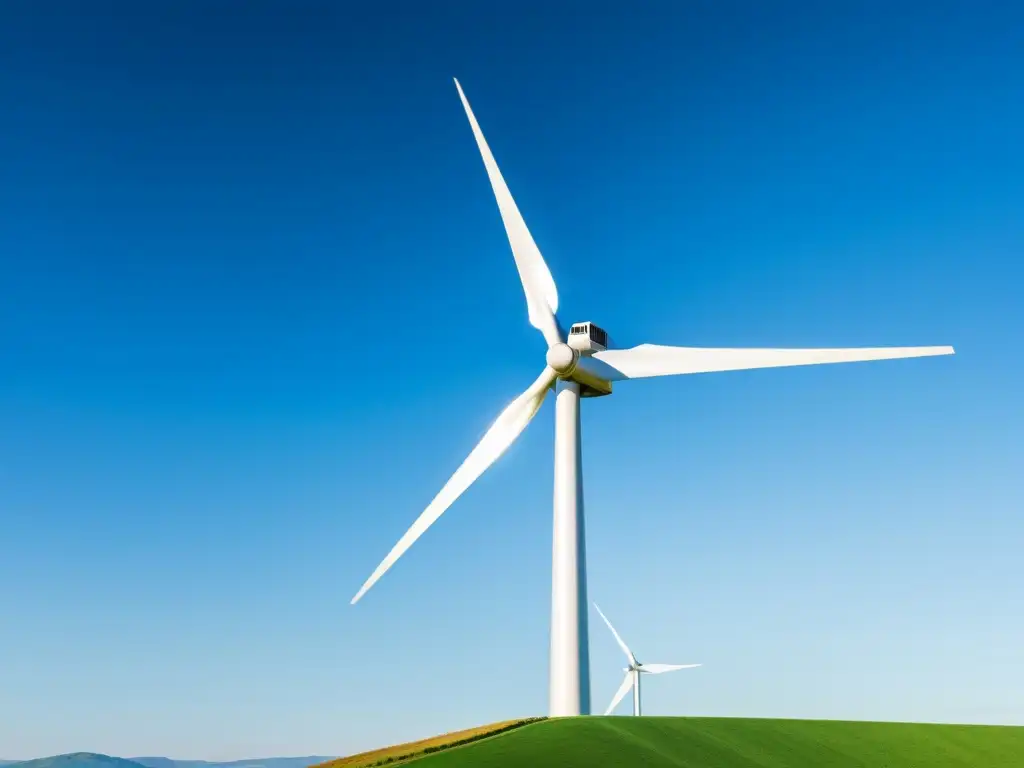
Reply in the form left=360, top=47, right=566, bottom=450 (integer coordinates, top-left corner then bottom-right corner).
left=349, top=78, right=956, bottom=718
left=594, top=603, right=700, bottom=716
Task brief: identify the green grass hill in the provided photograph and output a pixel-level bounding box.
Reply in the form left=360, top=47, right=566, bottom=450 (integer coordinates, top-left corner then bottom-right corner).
left=347, top=716, right=1024, bottom=767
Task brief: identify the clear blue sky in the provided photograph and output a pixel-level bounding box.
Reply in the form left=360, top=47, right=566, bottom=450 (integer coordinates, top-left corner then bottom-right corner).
left=1, top=0, right=1022, bottom=760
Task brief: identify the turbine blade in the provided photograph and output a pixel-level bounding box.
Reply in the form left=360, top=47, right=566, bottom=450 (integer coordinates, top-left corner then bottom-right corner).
left=640, top=663, right=701, bottom=674
left=351, top=367, right=557, bottom=604
left=604, top=670, right=635, bottom=715
left=454, top=78, right=563, bottom=347
left=591, top=344, right=955, bottom=381
left=593, top=603, right=636, bottom=665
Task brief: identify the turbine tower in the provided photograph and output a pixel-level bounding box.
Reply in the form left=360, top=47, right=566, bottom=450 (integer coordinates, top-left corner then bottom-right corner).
left=595, top=603, right=700, bottom=716
left=349, top=78, right=955, bottom=718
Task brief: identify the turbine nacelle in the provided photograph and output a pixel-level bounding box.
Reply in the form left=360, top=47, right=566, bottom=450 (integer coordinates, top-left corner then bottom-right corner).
left=552, top=322, right=614, bottom=398
left=544, top=340, right=615, bottom=397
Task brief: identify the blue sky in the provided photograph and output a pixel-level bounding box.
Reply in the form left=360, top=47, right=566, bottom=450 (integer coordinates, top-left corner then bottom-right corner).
left=1, top=0, right=1022, bottom=760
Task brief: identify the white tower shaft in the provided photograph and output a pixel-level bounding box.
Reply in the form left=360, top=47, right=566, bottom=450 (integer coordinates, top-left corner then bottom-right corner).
left=633, top=669, right=642, bottom=716
left=549, top=379, right=591, bottom=716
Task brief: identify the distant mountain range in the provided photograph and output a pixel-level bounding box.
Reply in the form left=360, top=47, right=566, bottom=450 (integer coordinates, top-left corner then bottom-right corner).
left=0, top=755, right=334, bottom=768
left=0, top=756, right=150, bottom=768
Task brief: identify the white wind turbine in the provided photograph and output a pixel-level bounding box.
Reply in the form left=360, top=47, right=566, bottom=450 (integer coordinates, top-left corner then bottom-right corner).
left=594, top=603, right=699, bottom=716
left=349, top=78, right=955, bottom=717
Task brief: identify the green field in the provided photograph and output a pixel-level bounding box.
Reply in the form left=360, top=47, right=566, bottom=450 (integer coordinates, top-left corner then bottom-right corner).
left=400, top=716, right=1024, bottom=767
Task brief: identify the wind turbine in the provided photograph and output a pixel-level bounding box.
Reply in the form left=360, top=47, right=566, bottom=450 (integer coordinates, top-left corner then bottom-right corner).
left=349, top=78, right=955, bottom=718
left=594, top=603, right=699, bottom=716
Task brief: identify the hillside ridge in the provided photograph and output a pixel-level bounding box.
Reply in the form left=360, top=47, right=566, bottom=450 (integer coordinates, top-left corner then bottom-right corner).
left=315, top=718, right=544, bottom=768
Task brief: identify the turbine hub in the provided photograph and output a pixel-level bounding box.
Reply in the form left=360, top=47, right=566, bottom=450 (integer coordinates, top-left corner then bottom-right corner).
left=546, top=343, right=578, bottom=376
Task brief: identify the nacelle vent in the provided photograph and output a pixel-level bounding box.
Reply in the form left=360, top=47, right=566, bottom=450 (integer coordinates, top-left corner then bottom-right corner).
left=567, top=322, right=608, bottom=354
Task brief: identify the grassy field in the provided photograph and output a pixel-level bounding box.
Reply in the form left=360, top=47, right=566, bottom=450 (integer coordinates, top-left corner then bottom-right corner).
left=401, top=716, right=1024, bottom=767
left=313, top=718, right=542, bottom=767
